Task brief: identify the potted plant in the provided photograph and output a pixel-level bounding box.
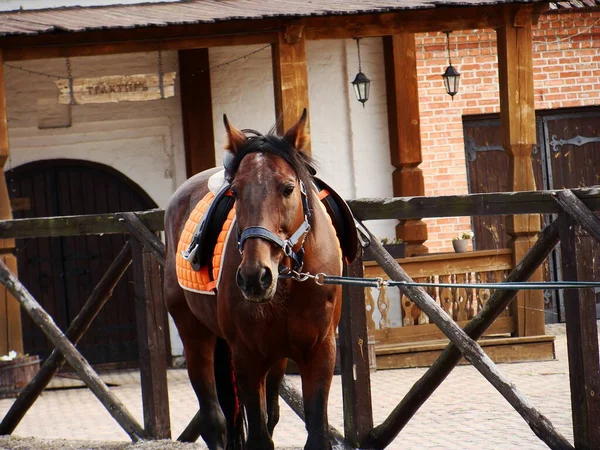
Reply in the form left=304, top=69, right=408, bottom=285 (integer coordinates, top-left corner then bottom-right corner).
left=363, top=237, right=406, bottom=261
left=0, top=351, right=40, bottom=399
left=452, top=231, right=474, bottom=253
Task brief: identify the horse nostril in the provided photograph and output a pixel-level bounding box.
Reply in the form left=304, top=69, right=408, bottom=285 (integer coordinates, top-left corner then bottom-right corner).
left=260, top=266, right=273, bottom=290
left=236, top=268, right=246, bottom=291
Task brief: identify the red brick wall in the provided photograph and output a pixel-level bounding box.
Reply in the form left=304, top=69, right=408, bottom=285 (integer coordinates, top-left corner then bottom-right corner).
left=416, top=10, right=600, bottom=252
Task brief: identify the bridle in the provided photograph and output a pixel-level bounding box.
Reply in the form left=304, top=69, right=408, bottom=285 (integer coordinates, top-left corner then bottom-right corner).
left=236, top=180, right=311, bottom=274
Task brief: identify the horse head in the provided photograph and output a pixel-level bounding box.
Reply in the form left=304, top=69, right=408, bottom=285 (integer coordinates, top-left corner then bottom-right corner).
left=223, top=110, right=313, bottom=303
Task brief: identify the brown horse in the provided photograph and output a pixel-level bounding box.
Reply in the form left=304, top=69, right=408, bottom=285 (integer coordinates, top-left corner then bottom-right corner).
left=164, top=111, right=344, bottom=450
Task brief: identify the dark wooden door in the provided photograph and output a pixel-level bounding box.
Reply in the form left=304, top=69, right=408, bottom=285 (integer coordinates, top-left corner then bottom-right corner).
left=463, top=106, right=600, bottom=322
left=7, top=160, right=158, bottom=365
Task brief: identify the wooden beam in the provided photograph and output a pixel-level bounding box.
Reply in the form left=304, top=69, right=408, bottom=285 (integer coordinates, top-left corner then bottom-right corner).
left=0, top=242, right=132, bottom=435
left=119, top=212, right=166, bottom=266
left=346, top=187, right=600, bottom=222
left=496, top=4, right=543, bottom=338
left=0, top=48, right=22, bottom=356
left=179, top=48, right=216, bottom=177
left=132, top=239, right=171, bottom=439
left=0, top=258, right=146, bottom=441
left=272, top=31, right=310, bottom=148
left=383, top=33, right=427, bottom=255
left=338, top=257, right=373, bottom=447
left=365, top=219, right=560, bottom=448
left=557, top=212, right=600, bottom=449
left=361, top=230, right=572, bottom=450
left=0, top=6, right=504, bottom=62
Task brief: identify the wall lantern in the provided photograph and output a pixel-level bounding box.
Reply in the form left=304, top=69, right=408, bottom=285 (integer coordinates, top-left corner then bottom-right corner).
left=351, top=38, right=371, bottom=107
left=442, top=31, right=460, bottom=99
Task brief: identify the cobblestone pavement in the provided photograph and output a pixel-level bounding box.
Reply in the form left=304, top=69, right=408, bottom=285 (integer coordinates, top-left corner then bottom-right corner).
left=0, top=323, right=579, bottom=449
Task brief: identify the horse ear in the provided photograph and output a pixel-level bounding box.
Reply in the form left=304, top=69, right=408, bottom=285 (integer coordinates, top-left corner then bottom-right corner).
left=283, top=108, right=310, bottom=151
left=223, top=114, right=246, bottom=153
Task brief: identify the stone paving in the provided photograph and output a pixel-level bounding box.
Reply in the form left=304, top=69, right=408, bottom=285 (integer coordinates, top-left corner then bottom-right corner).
left=0, top=323, right=580, bottom=449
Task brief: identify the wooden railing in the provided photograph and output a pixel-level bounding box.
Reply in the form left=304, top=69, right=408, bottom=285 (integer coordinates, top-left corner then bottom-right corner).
left=364, top=249, right=514, bottom=345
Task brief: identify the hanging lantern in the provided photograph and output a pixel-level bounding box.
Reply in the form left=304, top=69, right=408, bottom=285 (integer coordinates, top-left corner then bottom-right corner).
left=351, top=38, right=371, bottom=107
left=441, top=31, right=460, bottom=99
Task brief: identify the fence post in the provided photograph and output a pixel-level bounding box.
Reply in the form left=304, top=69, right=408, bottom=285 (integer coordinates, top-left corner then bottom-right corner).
left=131, top=239, right=171, bottom=439
left=557, top=212, right=600, bottom=449
left=338, top=254, right=373, bottom=447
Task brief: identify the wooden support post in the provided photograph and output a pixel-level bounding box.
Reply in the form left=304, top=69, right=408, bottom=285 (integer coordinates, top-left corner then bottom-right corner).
left=557, top=209, right=600, bottom=449
left=496, top=4, right=544, bottom=337
left=0, top=242, right=132, bottom=435
left=179, top=48, right=216, bottom=177
left=272, top=28, right=310, bottom=151
left=119, top=212, right=166, bottom=266
left=0, top=258, right=145, bottom=441
left=338, top=256, right=373, bottom=447
left=361, top=232, right=572, bottom=450
left=132, top=239, right=171, bottom=439
left=365, top=220, right=560, bottom=448
left=383, top=34, right=428, bottom=255
left=0, top=48, right=23, bottom=356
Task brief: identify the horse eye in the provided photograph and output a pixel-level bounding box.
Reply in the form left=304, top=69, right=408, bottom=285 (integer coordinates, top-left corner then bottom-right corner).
left=283, top=185, right=295, bottom=198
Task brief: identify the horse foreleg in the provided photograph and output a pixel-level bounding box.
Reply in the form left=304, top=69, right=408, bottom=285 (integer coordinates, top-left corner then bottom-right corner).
left=266, top=358, right=287, bottom=436
left=170, top=308, right=226, bottom=449
left=297, top=333, right=336, bottom=450
left=233, top=350, right=273, bottom=450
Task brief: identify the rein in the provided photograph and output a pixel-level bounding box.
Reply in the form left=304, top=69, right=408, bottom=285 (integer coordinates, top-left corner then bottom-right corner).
left=237, top=181, right=311, bottom=273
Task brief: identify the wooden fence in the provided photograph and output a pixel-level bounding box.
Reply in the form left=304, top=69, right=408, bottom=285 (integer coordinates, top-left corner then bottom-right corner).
left=0, top=186, right=599, bottom=449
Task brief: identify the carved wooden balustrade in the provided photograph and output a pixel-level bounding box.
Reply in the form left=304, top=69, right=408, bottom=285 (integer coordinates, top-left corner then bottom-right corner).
left=363, top=249, right=514, bottom=349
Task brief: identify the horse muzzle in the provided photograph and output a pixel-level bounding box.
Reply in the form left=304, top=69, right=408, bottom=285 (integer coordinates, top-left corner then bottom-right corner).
left=236, top=264, right=276, bottom=303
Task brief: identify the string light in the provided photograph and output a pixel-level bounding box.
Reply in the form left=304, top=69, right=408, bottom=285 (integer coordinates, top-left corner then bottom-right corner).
left=3, top=44, right=271, bottom=80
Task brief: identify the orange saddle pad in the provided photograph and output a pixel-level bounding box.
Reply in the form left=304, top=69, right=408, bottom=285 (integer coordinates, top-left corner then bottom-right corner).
left=176, top=191, right=236, bottom=294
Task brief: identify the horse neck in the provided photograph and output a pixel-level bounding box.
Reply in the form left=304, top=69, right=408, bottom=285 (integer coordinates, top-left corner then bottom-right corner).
left=303, top=189, right=341, bottom=270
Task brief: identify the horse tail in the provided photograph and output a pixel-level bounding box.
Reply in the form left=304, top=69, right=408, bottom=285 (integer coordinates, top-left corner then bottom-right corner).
left=214, top=337, right=245, bottom=450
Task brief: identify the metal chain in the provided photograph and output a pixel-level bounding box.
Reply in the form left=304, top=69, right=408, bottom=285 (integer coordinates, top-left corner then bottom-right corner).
left=66, top=57, right=75, bottom=105
left=157, top=50, right=164, bottom=99
left=279, top=270, right=600, bottom=291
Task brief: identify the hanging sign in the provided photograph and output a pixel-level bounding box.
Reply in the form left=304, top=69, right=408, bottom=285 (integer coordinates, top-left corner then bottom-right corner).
left=55, top=72, right=176, bottom=105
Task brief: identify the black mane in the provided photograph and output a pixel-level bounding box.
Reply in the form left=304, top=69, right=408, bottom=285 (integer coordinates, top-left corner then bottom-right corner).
left=226, top=129, right=317, bottom=199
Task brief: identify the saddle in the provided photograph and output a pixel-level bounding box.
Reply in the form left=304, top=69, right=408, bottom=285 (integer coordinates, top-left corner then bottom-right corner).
left=176, top=172, right=358, bottom=294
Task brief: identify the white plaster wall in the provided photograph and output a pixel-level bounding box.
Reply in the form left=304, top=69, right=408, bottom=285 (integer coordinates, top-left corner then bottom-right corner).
left=4, top=51, right=187, bottom=355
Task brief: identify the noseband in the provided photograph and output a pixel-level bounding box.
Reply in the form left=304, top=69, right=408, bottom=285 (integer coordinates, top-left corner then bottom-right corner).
left=237, top=180, right=311, bottom=273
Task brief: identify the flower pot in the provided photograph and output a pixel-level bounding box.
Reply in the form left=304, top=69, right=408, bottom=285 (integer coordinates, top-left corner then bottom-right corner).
left=452, top=239, right=469, bottom=253
left=363, top=243, right=406, bottom=261
left=0, top=355, right=40, bottom=399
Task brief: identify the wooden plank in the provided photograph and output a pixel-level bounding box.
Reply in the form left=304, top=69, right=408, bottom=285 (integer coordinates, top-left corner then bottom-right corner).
left=272, top=31, right=310, bottom=149
left=1, top=188, right=600, bottom=241
left=497, top=4, right=543, bottom=338
left=376, top=338, right=555, bottom=370
left=0, top=258, right=146, bottom=441
left=558, top=212, right=600, bottom=449
left=361, top=226, right=572, bottom=450
left=338, top=257, right=373, bottom=447
left=132, top=240, right=171, bottom=439
left=119, top=212, right=166, bottom=267
left=347, top=187, right=600, bottom=221
left=179, top=48, right=216, bottom=177
left=383, top=33, right=427, bottom=254
left=0, top=209, right=164, bottom=239
left=0, top=6, right=504, bottom=62
left=365, top=249, right=513, bottom=279
left=555, top=190, right=600, bottom=243
left=365, top=219, right=560, bottom=448
left=373, top=315, right=515, bottom=345
left=0, top=242, right=132, bottom=435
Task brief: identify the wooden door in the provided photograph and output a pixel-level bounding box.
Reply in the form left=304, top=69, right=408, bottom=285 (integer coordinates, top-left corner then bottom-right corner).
left=463, top=107, right=600, bottom=322
left=7, top=160, right=158, bottom=366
